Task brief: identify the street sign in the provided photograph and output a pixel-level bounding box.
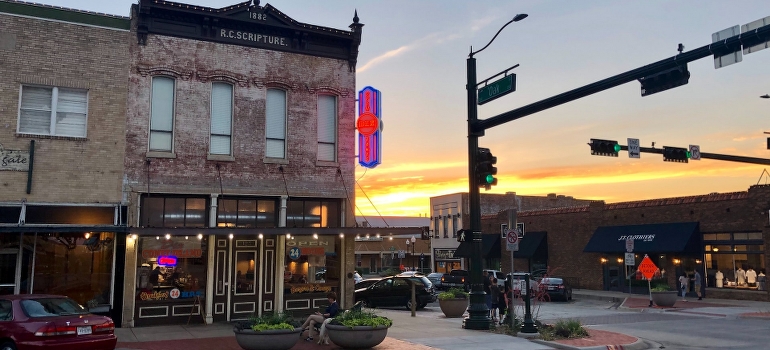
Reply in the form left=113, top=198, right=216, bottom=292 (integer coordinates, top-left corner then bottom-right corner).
left=390, top=246, right=395, bottom=251
left=627, top=138, right=640, bottom=159
left=638, top=255, right=658, bottom=280
left=689, top=144, right=701, bottom=160
left=398, top=250, right=405, bottom=259
left=625, top=238, right=634, bottom=253
left=478, top=74, right=516, bottom=105
left=506, top=229, right=519, bottom=252
left=713, top=25, right=742, bottom=69
left=516, top=222, right=525, bottom=238
left=625, top=253, right=635, bottom=266
left=420, top=253, right=425, bottom=260
left=742, top=16, right=770, bottom=55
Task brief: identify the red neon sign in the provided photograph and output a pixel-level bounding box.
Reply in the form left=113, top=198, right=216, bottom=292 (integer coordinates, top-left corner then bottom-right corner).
left=157, top=256, right=178, bottom=267
left=357, top=86, right=382, bottom=168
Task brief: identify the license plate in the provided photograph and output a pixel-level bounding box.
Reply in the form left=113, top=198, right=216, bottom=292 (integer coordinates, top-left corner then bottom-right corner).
left=77, top=326, right=92, bottom=335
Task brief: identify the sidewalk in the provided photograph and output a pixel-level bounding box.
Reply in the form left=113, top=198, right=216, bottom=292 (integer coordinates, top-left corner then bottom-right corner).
left=115, top=289, right=770, bottom=350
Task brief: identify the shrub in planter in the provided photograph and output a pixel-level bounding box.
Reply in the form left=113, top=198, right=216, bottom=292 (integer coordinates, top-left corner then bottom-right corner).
left=650, top=284, right=678, bottom=307
left=326, top=308, right=392, bottom=349
left=539, top=319, right=588, bottom=341
left=232, top=312, right=301, bottom=350
left=437, top=287, right=469, bottom=318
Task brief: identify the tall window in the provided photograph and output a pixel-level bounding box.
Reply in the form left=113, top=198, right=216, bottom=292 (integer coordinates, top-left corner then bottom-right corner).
left=452, top=214, right=457, bottom=238
left=443, top=216, right=448, bottom=238
left=210, top=83, right=233, bottom=155
left=150, top=77, right=175, bottom=152
left=317, top=95, right=337, bottom=161
left=18, top=85, right=88, bottom=137
left=265, top=89, right=286, bottom=158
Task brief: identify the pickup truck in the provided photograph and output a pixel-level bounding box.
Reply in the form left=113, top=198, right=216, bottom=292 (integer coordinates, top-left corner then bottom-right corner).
left=440, top=269, right=470, bottom=291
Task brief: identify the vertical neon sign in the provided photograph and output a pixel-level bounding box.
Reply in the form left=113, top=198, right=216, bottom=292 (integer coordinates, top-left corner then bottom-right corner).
left=357, top=86, right=382, bottom=168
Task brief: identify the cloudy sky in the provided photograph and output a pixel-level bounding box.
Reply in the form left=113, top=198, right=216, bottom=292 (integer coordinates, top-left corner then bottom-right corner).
left=32, top=0, right=770, bottom=217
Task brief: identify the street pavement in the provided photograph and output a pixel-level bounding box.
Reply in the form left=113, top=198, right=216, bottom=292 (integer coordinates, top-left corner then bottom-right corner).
left=115, top=289, right=770, bottom=350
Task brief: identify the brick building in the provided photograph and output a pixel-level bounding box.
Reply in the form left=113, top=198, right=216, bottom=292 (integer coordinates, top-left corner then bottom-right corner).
left=0, top=0, right=130, bottom=323
left=430, top=192, right=592, bottom=273
left=487, top=185, right=770, bottom=301
left=119, top=0, right=370, bottom=327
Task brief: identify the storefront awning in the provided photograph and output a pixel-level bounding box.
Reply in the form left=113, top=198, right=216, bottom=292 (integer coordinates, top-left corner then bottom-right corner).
left=515, top=231, right=546, bottom=259
left=0, top=225, right=129, bottom=233
left=129, top=226, right=424, bottom=236
left=453, top=234, right=500, bottom=259
left=583, top=222, right=700, bottom=253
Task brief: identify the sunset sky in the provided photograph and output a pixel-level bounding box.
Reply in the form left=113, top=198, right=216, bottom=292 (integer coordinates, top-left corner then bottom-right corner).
left=38, top=0, right=770, bottom=217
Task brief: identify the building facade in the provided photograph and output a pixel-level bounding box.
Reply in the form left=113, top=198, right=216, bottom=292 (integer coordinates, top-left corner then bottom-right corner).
left=487, top=185, right=770, bottom=302
left=0, top=0, right=130, bottom=323
left=430, top=192, right=591, bottom=273
left=121, top=0, right=363, bottom=327
left=353, top=216, right=430, bottom=274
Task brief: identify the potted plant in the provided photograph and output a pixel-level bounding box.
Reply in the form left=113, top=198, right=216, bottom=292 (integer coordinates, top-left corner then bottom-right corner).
left=437, top=287, right=469, bottom=318
left=325, top=308, right=392, bottom=349
left=232, top=311, right=301, bottom=350
left=650, top=284, right=678, bottom=307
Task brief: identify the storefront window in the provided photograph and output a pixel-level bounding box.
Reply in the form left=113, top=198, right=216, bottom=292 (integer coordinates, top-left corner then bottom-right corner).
left=217, top=198, right=277, bottom=228
left=703, top=231, right=765, bottom=290
left=32, top=232, right=115, bottom=308
left=140, top=196, right=207, bottom=228
left=286, top=199, right=340, bottom=228
left=135, top=236, right=207, bottom=302
left=284, top=235, right=339, bottom=296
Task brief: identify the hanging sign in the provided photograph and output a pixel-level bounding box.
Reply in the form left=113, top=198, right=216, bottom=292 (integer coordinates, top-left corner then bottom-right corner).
left=357, top=86, right=382, bottom=168
left=0, top=143, right=30, bottom=171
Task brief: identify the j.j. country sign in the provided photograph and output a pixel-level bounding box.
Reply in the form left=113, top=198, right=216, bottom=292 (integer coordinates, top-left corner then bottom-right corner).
left=357, top=86, right=382, bottom=168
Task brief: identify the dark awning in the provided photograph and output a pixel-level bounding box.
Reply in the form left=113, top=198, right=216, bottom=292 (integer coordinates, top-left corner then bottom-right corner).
left=515, top=231, right=546, bottom=259
left=583, top=222, right=700, bottom=253
left=0, top=225, right=129, bottom=233
left=454, top=234, right=500, bottom=259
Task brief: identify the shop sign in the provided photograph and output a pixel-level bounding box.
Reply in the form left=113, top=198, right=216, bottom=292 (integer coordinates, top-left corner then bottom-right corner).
left=141, top=239, right=202, bottom=259
left=0, top=143, right=30, bottom=171
left=290, top=283, right=333, bottom=294
left=301, top=247, right=325, bottom=256
left=139, top=290, right=169, bottom=301
left=286, top=237, right=334, bottom=254
left=434, top=249, right=457, bottom=260
left=617, top=234, right=655, bottom=242
left=169, top=288, right=203, bottom=299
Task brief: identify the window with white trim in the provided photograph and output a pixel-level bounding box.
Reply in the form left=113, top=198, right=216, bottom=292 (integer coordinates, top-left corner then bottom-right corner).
left=210, top=82, right=233, bottom=155
left=265, top=88, right=286, bottom=158
left=317, top=95, right=337, bottom=161
left=149, top=76, right=175, bottom=152
left=18, top=85, right=88, bottom=137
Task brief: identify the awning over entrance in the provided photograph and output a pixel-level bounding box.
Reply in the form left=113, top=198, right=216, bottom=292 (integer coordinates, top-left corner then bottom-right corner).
left=583, top=222, right=700, bottom=253
left=0, top=225, right=128, bottom=233
left=453, top=234, right=500, bottom=259
left=515, top=231, right=546, bottom=259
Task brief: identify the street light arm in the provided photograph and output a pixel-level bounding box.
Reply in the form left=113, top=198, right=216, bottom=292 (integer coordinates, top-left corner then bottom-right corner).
left=470, top=14, right=528, bottom=58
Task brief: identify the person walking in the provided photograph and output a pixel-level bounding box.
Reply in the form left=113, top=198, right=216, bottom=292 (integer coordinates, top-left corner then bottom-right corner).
left=678, top=273, right=689, bottom=301
left=490, top=278, right=500, bottom=322
left=694, top=270, right=702, bottom=300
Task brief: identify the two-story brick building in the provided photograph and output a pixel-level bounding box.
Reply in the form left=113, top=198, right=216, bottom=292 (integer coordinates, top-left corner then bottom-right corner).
left=0, top=0, right=130, bottom=323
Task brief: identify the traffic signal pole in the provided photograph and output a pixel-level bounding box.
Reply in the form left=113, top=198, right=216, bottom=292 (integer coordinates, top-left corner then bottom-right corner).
left=471, top=23, right=770, bottom=134
left=615, top=144, right=770, bottom=165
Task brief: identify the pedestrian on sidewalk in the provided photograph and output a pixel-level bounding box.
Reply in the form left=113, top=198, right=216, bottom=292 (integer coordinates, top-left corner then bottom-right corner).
left=694, top=270, right=702, bottom=300
left=678, top=273, right=689, bottom=301
left=490, top=278, right=500, bottom=322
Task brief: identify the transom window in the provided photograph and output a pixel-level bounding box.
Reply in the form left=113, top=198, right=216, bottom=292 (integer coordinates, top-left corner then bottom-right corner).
left=140, top=196, right=207, bottom=228
left=286, top=199, right=341, bottom=228
left=217, top=198, right=277, bottom=228
left=18, top=85, right=88, bottom=137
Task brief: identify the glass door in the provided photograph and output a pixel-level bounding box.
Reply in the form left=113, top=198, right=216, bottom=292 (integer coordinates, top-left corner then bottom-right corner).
left=0, top=251, right=18, bottom=295
left=230, top=239, right=259, bottom=321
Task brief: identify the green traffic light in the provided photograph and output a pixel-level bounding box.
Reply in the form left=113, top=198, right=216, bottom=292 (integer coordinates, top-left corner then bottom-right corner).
left=613, top=144, right=621, bottom=152
left=485, top=174, right=495, bottom=184
left=686, top=151, right=691, bottom=158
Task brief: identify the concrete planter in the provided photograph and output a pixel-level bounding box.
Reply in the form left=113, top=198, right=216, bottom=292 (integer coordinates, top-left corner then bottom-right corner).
left=233, top=327, right=301, bottom=350
left=325, top=323, right=389, bottom=349
left=651, top=291, right=678, bottom=307
left=438, top=298, right=468, bottom=318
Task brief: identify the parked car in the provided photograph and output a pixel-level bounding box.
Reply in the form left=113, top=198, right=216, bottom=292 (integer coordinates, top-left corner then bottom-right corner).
left=539, top=277, right=573, bottom=301
left=426, top=272, right=444, bottom=290
left=507, top=272, right=539, bottom=297
left=355, top=276, right=437, bottom=310
left=0, top=294, right=117, bottom=350
left=355, top=278, right=382, bottom=290
left=440, top=269, right=470, bottom=291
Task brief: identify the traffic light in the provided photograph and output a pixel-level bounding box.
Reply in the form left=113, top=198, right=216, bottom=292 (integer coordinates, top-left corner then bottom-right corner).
left=457, top=229, right=467, bottom=242
left=639, top=64, right=690, bottom=97
left=589, top=139, right=620, bottom=157
left=662, top=146, right=690, bottom=163
left=476, top=147, right=497, bottom=190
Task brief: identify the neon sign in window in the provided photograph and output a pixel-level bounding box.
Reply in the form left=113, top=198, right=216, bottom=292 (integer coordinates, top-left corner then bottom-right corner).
left=157, top=255, right=178, bottom=267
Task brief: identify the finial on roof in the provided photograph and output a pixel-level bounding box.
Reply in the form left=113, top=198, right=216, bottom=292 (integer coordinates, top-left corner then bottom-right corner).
left=353, top=9, right=359, bottom=23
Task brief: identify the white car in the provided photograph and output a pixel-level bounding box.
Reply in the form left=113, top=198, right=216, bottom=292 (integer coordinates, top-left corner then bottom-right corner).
left=507, top=272, right=539, bottom=296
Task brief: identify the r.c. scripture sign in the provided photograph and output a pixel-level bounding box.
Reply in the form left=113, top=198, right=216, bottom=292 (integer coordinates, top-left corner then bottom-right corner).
left=0, top=143, right=30, bottom=171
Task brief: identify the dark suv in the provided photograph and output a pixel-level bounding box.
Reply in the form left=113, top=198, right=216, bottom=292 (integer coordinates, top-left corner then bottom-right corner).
left=354, top=276, right=437, bottom=310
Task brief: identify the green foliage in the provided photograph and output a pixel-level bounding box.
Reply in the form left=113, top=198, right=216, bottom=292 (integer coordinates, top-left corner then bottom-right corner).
left=438, top=287, right=469, bottom=300
left=539, top=319, right=588, bottom=340
left=238, top=311, right=299, bottom=331
left=650, top=284, right=672, bottom=292
left=379, top=268, right=399, bottom=277
left=330, top=308, right=392, bottom=329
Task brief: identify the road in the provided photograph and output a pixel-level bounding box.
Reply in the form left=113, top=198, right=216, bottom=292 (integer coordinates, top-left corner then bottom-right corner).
left=377, top=296, right=770, bottom=350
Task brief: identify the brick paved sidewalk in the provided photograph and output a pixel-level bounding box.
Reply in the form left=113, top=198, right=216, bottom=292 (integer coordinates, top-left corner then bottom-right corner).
left=116, top=336, right=437, bottom=350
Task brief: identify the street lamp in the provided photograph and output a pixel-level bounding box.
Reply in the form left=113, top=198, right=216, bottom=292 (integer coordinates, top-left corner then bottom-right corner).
left=465, top=13, right=527, bottom=331
left=411, top=236, right=416, bottom=271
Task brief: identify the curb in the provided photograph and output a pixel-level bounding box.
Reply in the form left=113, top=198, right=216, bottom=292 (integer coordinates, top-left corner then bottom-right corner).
left=530, top=337, right=648, bottom=350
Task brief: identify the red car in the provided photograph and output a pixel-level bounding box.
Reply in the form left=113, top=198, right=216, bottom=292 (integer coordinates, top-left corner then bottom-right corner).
left=0, top=294, right=116, bottom=350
